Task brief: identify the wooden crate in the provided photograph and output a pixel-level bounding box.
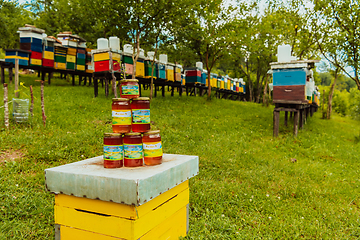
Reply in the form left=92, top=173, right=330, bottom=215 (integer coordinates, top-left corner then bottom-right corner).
left=273, top=85, right=306, bottom=102
left=55, top=181, right=189, bottom=240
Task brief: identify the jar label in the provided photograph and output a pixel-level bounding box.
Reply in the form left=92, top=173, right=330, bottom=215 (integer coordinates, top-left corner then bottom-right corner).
left=124, top=144, right=143, bottom=159
left=122, top=85, right=139, bottom=95
left=104, top=145, right=123, bottom=160
left=112, top=110, right=131, bottom=125
left=143, top=141, right=163, bottom=158
left=132, top=109, right=150, bottom=124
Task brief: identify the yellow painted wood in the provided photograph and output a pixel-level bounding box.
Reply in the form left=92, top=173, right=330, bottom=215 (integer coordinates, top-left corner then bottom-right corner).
left=227, top=81, right=231, bottom=90
left=135, top=62, right=145, bottom=77
left=140, top=206, right=187, bottom=240
left=30, top=59, right=42, bottom=65
left=166, top=69, right=174, bottom=81
left=76, top=65, right=85, bottom=71
left=59, top=206, right=187, bottom=240
left=5, top=56, right=29, bottom=61
left=240, top=87, right=244, bottom=93
left=43, top=51, right=54, bottom=60
left=94, top=52, right=110, bottom=62
left=55, top=62, right=66, bottom=70
left=113, top=53, right=121, bottom=62
left=220, top=81, right=225, bottom=89
left=60, top=226, right=123, bottom=239
left=55, top=181, right=188, bottom=220
left=66, top=55, right=76, bottom=63
left=86, top=69, right=94, bottom=73
left=55, top=189, right=189, bottom=240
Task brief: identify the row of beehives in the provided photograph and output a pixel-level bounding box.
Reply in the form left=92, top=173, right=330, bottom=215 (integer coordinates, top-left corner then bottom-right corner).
left=4, top=25, right=247, bottom=94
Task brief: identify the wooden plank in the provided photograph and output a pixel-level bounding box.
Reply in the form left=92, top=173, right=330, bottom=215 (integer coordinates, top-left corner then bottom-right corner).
left=273, top=85, right=305, bottom=102
left=285, top=111, right=288, bottom=127
left=274, top=107, right=299, bottom=112
left=273, top=110, right=280, bottom=137
left=273, top=99, right=308, bottom=105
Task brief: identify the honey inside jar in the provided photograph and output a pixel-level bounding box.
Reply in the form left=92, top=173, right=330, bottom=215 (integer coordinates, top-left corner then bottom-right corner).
left=112, top=98, right=131, bottom=133
left=131, top=97, right=150, bottom=133
left=123, top=132, right=143, bottom=167
left=143, top=130, right=162, bottom=166
left=120, top=79, right=140, bottom=99
left=103, top=133, right=123, bottom=168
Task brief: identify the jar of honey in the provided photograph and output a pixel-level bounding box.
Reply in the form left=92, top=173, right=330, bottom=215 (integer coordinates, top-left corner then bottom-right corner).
left=120, top=79, right=140, bottom=99
left=103, top=133, right=123, bottom=168
left=123, top=132, right=143, bottom=167
left=131, top=97, right=150, bottom=133
left=143, top=130, right=163, bottom=166
left=112, top=98, right=131, bottom=133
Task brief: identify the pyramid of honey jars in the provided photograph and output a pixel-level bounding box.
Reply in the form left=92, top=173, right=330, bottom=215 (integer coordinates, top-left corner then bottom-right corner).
left=103, top=79, right=163, bottom=168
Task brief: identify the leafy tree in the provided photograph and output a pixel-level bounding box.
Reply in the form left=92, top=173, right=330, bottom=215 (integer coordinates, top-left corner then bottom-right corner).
left=0, top=0, right=33, bottom=49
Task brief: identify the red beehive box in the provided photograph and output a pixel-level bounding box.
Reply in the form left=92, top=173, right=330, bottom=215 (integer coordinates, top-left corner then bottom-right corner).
left=31, top=51, right=42, bottom=60
left=42, top=59, right=54, bottom=68
left=185, top=70, right=201, bottom=77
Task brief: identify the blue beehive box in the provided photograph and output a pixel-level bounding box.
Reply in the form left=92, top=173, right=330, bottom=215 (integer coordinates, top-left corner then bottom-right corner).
left=5, top=49, right=30, bottom=66
left=272, top=68, right=306, bottom=86
left=157, top=63, right=166, bottom=79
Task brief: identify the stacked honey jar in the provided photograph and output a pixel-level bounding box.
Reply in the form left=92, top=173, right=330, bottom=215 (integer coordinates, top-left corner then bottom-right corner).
left=103, top=79, right=163, bottom=168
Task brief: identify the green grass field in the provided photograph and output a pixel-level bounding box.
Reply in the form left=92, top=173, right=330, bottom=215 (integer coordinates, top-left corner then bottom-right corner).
left=1, top=74, right=360, bottom=239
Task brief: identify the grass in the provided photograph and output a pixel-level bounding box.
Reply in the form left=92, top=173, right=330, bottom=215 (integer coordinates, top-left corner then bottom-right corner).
left=1, top=73, right=360, bottom=239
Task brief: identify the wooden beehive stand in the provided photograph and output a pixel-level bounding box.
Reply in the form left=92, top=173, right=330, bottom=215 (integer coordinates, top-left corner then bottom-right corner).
left=270, top=60, right=320, bottom=137
left=45, top=154, right=199, bottom=240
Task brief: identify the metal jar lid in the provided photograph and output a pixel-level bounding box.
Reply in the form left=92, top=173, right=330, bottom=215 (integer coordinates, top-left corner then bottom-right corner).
left=124, top=132, right=141, bottom=136
left=104, top=133, right=123, bottom=137
left=143, top=130, right=160, bottom=135
left=120, top=79, right=139, bottom=83
left=132, top=97, right=150, bottom=101
left=112, top=98, right=129, bottom=102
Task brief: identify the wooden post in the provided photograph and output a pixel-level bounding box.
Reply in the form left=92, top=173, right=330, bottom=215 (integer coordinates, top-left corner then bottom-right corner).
left=83, top=76, right=87, bottom=86
left=273, top=110, right=279, bottom=137
left=72, top=74, right=75, bottom=86
left=1, top=67, right=4, bottom=84
left=299, top=109, right=304, bottom=129
left=3, top=83, right=9, bottom=129
left=162, top=83, right=165, bottom=97
left=48, top=71, right=51, bottom=85
left=9, top=67, right=13, bottom=83
left=79, top=75, right=82, bottom=86
left=40, top=81, right=46, bottom=127
left=94, top=78, right=98, bottom=97
left=105, top=79, right=109, bottom=97
left=284, top=111, right=288, bottom=127
left=30, top=85, right=34, bottom=117
left=290, top=111, right=293, bottom=119
left=293, top=110, right=299, bottom=136
left=14, top=59, right=19, bottom=98
left=139, top=82, right=142, bottom=97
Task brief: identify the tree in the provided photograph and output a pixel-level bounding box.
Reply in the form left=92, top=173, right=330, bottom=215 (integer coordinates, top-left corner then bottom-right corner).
left=314, top=0, right=360, bottom=91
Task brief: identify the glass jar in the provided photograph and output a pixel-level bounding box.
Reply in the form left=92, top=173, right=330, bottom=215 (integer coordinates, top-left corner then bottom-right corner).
left=112, top=98, right=131, bottom=133
left=143, top=130, right=163, bottom=166
left=120, top=79, right=140, bottom=99
left=131, top=97, right=150, bottom=133
left=103, top=133, right=123, bottom=168
left=123, top=132, right=143, bottom=167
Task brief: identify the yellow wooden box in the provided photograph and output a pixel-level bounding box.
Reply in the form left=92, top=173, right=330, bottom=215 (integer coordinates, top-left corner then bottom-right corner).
left=220, top=81, right=225, bottom=89
left=55, top=62, right=66, bottom=70
left=135, top=61, right=145, bottom=78
left=30, top=58, right=42, bottom=66
left=66, top=55, right=76, bottom=63
left=43, top=51, right=54, bottom=60
left=55, top=181, right=189, bottom=240
left=240, top=87, right=244, bottom=93
left=76, top=65, right=85, bottom=71
left=166, top=69, right=174, bottom=82
left=227, top=81, right=231, bottom=90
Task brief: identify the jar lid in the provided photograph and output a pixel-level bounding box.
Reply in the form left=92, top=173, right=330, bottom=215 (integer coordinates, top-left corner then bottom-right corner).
left=104, top=133, right=122, bottom=137
left=143, top=130, right=160, bottom=135
left=124, top=132, right=141, bottom=136
left=133, top=97, right=150, bottom=101
left=112, top=98, right=129, bottom=102
left=120, top=79, right=139, bottom=83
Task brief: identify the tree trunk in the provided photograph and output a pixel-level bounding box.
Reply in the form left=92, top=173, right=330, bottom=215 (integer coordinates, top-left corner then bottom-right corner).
left=110, top=52, right=118, bottom=98
left=4, top=83, right=9, bottom=129
left=132, top=32, right=141, bottom=79
left=327, top=70, right=338, bottom=119
left=206, top=55, right=211, bottom=100
left=262, top=74, right=269, bottom=106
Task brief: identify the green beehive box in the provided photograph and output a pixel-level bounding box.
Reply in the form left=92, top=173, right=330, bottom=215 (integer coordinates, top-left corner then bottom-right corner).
left=123, top=55, right=133, bottom=64
left=76, top=58, right=86, bottom=65
left=55, top=55, right=66, bottom=63
left=66, top=62, right=75, bottom=70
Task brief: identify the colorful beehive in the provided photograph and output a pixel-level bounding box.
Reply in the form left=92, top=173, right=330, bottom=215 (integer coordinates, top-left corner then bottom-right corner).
left=19, top=26, right=44, bottom=67
left=122, top=53, right=134, bottom=75
left=42, top=37, right=55, bottom=68
left=175, top=64, right=182, bottom=82
left=144, top=60, right=157, bottom=79
left=185, top=67, right=201, bottom=84
left=66, top=47, right=76, bottom=70
left=76, top=47, right=86, bottom=71
left=135, top=59, right=145, bottom=78
left=57, top=33, right=80, bottom=48
left=54, top=43, right=67, bottom=70
left=92, top=48, right=121, bottom=73
left=181, top=73, right=185, bottom=85
left=45, top=154, right=199, bottom=240
left=85, top=48, right=94, bottom=73
left=166, top=63, right=175, bottom=82
left=201, top=70, right=207, bottom=86
left=211, top=73, right=217, bottom=88
left=157, top=63, right=166, bottom=79
left=4, top=49, right=30, bottom=66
